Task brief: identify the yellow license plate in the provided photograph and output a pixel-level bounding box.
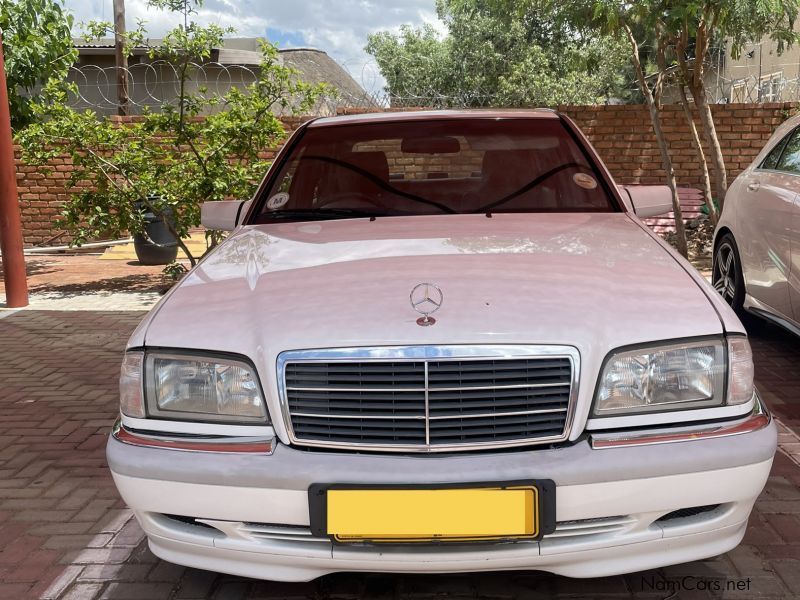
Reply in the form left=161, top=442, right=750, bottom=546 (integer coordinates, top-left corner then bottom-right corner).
left=322, top=484, right=540, bottom=543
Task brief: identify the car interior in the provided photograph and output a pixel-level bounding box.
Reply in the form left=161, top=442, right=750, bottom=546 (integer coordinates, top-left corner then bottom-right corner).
left=254, top=120, right=616, bottom=221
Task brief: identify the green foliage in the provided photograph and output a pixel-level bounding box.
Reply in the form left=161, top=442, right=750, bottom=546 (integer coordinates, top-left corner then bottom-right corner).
left=149, top=0, right=198, bottom=13
left=365, top=0, right=633, bottom=107
left=18, top=0, right=324, bottom=266
left=0, top=0, right=76, bottom=129
left=651, top=0, right=800, bottom=60
left=162, top=260, right=188, bottom=281
left=366, top=25, right=453, bottom=105
left=545, top=0, right=800, bottom=67
left=699, top=199, right=720, bottom=215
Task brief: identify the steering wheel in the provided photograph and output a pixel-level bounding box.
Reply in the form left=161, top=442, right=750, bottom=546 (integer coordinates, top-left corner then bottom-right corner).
left=316, top=192, right=385, bottom=211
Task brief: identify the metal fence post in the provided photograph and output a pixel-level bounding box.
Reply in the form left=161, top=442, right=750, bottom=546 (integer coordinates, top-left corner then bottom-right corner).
left=0, top=32, right=29, bottom=308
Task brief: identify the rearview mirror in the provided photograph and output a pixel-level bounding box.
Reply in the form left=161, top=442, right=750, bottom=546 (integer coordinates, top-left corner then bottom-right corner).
left=401, top=135, right=461, bottom=154
left=201, top=199, right=252, bottom=231
left=618, top=185, right=673, bottom=218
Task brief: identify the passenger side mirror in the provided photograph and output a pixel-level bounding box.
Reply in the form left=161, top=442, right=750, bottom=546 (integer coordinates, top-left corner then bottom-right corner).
left=618, top=185, right=673, bottom=218
left=201, top=199, right=252, bottom=231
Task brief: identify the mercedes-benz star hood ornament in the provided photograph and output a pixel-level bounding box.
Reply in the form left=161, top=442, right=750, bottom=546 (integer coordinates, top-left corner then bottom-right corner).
left=410, top=283, right=443, bottom=327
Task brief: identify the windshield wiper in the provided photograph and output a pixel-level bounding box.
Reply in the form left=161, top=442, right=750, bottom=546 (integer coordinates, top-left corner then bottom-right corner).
left=257, top=208, right=386, bottom=222
left=473, top=162, right=583, bottom=213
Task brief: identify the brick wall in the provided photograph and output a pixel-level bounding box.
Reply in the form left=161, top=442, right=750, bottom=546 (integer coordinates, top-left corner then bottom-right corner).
left=14, top=103, right=798, bottom=246
left=16, top=154, right=69, bottom=246
left=559, top=102, right=796, bottom=187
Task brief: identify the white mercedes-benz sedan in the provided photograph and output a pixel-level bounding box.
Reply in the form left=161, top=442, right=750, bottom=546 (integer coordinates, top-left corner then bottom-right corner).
left=713, top=114, right=800, bottom=336
left=108, top=110, right=775, bottom=582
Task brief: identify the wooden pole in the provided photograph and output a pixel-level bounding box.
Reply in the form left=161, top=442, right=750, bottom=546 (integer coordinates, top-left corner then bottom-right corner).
left=114, top=0, right=129, bottom=116
left=0, top=33, right=28, bottom=308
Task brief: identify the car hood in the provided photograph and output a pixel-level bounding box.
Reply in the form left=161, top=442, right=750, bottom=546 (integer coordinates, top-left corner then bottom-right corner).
left=138, top=213, right=723, bottom=434
left=144, top=212, right=721, bottom=349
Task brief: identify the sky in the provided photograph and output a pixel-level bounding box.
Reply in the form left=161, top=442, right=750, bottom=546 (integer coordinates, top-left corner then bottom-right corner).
left=63, top=0, right=444, bottom=93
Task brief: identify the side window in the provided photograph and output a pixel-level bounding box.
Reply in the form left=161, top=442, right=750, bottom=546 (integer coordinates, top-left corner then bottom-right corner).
left=761, top=132, right=791, bottom=170
left=775, top=129, right=800, bottom=174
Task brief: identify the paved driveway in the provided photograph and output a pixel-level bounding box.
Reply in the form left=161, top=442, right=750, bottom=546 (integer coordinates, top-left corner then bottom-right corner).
left=0, top=309, right=798, bottom=599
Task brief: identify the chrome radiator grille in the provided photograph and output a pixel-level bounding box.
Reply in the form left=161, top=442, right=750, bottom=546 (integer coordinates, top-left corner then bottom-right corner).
left=278, top=346, right=578, bottom=452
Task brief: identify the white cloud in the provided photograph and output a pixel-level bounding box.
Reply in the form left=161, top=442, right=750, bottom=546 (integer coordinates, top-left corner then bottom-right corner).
left=63, top=0, right=440, bottom=93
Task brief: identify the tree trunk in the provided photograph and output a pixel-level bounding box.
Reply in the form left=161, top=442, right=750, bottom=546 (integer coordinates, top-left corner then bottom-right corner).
left=688, top=12, right=727, bottom=208
left=677, top=81, right=718, bottom=225
left=626, top=25, right=688, bottom=258
left=693, top=88, right=728, bottom=208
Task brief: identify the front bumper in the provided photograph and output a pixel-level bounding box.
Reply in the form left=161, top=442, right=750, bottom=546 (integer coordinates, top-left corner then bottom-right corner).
left=107, top=400, right=776, bottom=581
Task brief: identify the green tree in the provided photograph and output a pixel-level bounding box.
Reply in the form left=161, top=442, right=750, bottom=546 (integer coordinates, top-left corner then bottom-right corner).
left=365, top=25, right=454, bottom=106
left=661, top=0, right=800, bottom=208
left=0, top=0, right=76, bottom=129
left=18, top=0, right=324, bottom=267
left=527, top=0, right=689, bottom=255
left=546, top=0, right=799, bottom=214
left=366, top=0, right=632, bottom=107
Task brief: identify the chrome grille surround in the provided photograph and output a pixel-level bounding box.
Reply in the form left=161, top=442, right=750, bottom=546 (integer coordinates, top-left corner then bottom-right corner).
left=277, top=345, right=580, bottom=453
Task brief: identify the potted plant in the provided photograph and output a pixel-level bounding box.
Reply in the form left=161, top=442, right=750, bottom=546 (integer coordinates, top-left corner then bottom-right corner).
left=133, top=195, right=179, bottom=265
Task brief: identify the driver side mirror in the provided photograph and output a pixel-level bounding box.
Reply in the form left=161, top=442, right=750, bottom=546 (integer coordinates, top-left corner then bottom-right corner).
left=201, top=199, right=252, bottom=231
left=618, top=185, right=673, bottom=218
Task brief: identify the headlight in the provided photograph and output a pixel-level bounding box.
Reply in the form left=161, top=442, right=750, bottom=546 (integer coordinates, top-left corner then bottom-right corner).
left=119, top=350, right=268, bottom=423
left=593, top=337, right=753, bottom=417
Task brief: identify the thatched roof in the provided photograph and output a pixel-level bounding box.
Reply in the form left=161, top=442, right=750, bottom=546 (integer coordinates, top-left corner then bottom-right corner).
left=279, top=48, right=374, bottom=108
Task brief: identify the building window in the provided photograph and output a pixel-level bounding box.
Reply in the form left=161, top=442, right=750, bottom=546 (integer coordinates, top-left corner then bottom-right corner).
left=759, top=72, right=784, bottom=102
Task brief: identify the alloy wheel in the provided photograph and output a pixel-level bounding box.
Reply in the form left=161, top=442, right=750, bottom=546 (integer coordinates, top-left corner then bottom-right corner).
left=712, top=242, right=738, bottom=304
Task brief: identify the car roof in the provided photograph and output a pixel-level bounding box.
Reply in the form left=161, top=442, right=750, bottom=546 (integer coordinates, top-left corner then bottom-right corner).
left=307, top=109, right=561, bottom=128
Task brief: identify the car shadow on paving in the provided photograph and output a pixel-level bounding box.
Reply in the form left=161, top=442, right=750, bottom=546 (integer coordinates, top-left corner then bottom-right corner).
left=0, top=310, right=797, bottom=599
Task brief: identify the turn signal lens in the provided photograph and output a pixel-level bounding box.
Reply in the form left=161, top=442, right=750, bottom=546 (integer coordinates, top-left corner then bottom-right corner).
left=727, top=337, right=754, bottom=405
left=119, top=351, right=145, bottom=418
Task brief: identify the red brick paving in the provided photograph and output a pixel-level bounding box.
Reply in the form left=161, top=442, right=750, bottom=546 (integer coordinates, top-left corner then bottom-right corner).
left=0, top=312, right=144, bottom=599
left=748, top=315, right=800, bottom=435
left=0, top=310, right=797, bottom=599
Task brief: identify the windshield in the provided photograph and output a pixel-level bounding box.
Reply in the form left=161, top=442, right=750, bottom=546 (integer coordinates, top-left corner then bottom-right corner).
left=252, top=117, right=617, bottom=223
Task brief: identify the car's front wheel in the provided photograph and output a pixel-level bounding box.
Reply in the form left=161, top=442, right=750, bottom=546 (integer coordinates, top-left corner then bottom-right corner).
left=712, top=233, right=745, bottom=312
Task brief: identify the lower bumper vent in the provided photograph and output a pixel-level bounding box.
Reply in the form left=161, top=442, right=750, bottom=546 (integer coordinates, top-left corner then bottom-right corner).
left=163, top=514, right=216, bottom=530
left=158, top=514, right=635, bottom=544
left=656, top=504, right=720, bottom=522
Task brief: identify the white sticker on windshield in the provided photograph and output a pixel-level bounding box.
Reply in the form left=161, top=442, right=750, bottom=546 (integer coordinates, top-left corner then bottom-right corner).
left=267, top=192, right=290, bottom=210
left=573, top=173, right=598, bottom=190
